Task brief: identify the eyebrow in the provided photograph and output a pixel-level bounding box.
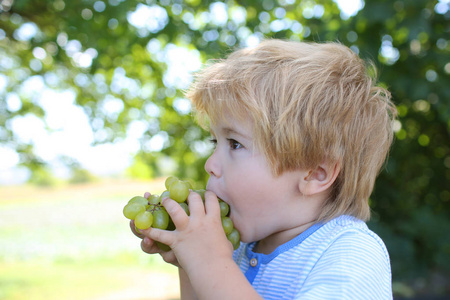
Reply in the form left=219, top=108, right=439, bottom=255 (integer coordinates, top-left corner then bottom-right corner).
left=222, top=127, right=251, bottom=140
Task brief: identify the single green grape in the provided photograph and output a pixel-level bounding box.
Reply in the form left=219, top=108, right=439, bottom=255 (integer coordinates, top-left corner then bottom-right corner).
left=169, top=180, right=190, bottom=203
left=179, top=202, right=190, bottom=216
left=219, top=200, right=229, bottom=217
left=128, top=196, right=148, bottom=206
left=227, top=228, right=240, bottom=250
left=123, top=203, right=146, bottom=220
left=165, top=176, right=178, bottom=190
left=159, top=190, right=171, bottom=202
left=221, top=217, right=234, bottom=235
left=166, top=218, right=176, bottom=231
left=148, top=194, right=160, bottom=205
left=134, top=211, right=153, bottom=229
left=152, top=209, right=170, bottom=230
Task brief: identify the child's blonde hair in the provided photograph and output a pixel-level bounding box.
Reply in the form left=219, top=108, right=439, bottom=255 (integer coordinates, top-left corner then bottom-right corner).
left=187, top=39, right=397, bottom=222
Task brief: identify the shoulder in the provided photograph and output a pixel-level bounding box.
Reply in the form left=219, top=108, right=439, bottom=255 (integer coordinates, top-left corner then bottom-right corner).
left=324, top=215, right=388, bottom=251
left=306, top=215, right=390, bottom=258
left=314, top=215, right=392, bottom=274
left=299, top=215, right=392, bottom=299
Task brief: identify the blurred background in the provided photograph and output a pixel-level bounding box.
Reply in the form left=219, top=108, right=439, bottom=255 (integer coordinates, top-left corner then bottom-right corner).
left=0, top=0, right=449, bottom=299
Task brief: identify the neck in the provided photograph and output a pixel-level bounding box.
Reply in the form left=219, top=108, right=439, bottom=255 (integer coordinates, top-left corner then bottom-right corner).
left=254, top=219, right=317, bottom=254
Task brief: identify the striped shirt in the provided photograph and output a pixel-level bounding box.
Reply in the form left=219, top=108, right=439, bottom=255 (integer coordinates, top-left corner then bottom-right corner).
left=233, top=215, right=392, bottom=299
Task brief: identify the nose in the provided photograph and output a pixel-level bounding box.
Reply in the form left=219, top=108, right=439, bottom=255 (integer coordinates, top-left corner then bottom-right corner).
left=205, top=150, right=221, bottom=178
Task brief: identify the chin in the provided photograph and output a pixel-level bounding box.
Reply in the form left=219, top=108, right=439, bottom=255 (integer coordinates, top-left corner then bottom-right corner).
left=234, top=226, right=250, bottom=243
left=239, top=235, right=256, bottom=244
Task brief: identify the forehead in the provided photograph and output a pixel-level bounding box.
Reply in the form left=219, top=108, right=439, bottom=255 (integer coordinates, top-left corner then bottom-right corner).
left=209, top=109, right=253, bottom=137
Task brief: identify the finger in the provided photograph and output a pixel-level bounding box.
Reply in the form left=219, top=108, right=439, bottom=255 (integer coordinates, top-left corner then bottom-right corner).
left=130, top=220, right=144, bottom=239
left=160, top=251, right=179, bottom=267
left=204, top=190, right=221, bottom=218
left=186, top=191, right=205, bottom=216
left=161, top=197, right=190, bottom=230
left=142, top=226, right=175, bottom=247
left=141, top=237, right=161, bottom=254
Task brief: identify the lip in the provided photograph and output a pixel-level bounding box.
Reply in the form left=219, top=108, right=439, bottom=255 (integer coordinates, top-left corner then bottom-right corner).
left=212, top=191, right=228, bottom=205
left=217, top=195, right=227, bottom=204
left=205, top=185, right=223, bottom=201
left=205, top=188, right=231, bottom=211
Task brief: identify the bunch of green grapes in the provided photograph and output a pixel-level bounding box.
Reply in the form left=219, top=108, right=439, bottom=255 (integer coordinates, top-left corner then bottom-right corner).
left=123, top=176, right=241, bottom=251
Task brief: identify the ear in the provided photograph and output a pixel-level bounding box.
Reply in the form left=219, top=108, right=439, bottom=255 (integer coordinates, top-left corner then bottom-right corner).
left=299, top=162, right=340, bottom=196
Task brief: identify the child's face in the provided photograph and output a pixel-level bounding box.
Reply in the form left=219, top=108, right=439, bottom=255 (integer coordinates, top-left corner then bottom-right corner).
left=205, top=112, right=305, bottom=244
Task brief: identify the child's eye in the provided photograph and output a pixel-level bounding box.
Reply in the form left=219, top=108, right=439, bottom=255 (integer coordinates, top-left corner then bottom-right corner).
left=228, top=139, right=243, bottom=150
left=209, top=138, right=217, bottom=148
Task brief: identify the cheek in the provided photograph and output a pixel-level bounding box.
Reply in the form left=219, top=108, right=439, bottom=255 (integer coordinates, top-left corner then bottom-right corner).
left=227, top=172, right=270, bottom=214
left=226, top=168, right=260, bottom=197
left=223, top=155, right=275, bottom=212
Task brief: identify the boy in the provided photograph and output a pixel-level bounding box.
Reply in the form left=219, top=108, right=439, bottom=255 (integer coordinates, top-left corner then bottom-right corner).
left=132, top=39, right=396, bottom=299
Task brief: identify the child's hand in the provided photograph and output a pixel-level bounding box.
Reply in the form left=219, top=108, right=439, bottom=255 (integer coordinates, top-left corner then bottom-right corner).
left=128, top=220, right=178, bottom=266
left=143, top=190, right=234, bottom=276
left=128, top=192, right=181, bottom=267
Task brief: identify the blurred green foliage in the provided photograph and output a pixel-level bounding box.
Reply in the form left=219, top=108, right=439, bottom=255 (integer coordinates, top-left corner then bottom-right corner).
left=1, top=0, right=449, bottom=297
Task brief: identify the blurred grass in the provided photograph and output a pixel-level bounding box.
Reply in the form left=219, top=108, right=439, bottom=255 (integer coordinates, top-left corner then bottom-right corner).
left=0, top=178, right=180, bottom=300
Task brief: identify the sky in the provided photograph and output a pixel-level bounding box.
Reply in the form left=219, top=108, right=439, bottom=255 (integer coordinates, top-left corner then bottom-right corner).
left=0, top=0, right=369, bottom=185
